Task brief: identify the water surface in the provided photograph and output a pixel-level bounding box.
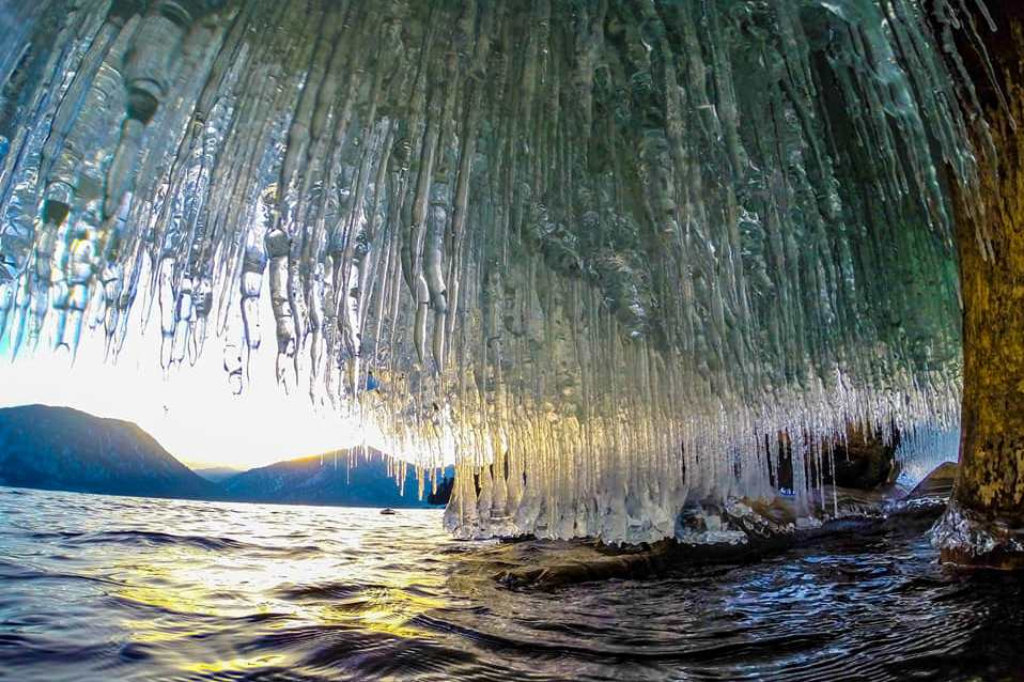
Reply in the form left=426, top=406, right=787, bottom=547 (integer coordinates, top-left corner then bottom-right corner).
left=1, top=486, right=1021, bottom=681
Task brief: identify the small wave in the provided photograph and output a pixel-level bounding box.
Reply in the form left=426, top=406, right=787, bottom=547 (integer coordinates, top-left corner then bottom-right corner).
left=244, top=625, right=484, bottom=680
left=276, top=544, right=324, bottom=558
left=67, top=530, right=258, bottom=552
left=0, top=634, right=125, bottom=671
left=2, top=488, right=1021, bottom=682
left=0, top=559, right=116, bottom=588
left=234, top=611, right=293, bottom=624
left=28, top=530, right=84, bottom=541
left=276, top=581, right=389, bottom=601
left=0, top=632, right=33, bottom=649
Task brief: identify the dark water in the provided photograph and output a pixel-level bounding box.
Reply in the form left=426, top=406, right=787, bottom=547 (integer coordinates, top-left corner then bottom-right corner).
left=1, top=487, right=1022, bottom=681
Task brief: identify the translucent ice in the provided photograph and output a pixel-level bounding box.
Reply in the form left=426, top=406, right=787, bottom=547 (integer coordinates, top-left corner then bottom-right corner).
left=0, top=0, right=982, bottom=542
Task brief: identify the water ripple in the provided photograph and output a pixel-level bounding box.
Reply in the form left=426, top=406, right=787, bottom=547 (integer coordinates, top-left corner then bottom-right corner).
left=1, top=486, right=1023, bottom=681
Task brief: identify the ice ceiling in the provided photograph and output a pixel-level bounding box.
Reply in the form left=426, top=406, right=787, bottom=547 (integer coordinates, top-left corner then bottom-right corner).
left=0, top=0, right=985, bottom=541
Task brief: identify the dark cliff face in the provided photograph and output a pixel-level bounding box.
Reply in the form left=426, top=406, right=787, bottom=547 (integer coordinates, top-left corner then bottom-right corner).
left=221, top=451, right=450, bottom=509
left=0, top=404, right=220, bottom=500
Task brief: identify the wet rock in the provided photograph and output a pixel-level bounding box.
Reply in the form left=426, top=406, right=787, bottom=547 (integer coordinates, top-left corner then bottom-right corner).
left=480, top=467, right=964, bottom=591
left=830, top=426, right=899, bottom=490
left=489, top=500, right=891, bottom=590
left=932, top=501, right=1024, bottom=571
left=747, top=497, right=798, bottom=527
left=674, top=503, right=750, bottom=545
left=884, top=462, right=958, bottom=526
left=494, top=548, right=670, bottom=590
left=909, top=462, right=957, bottom=501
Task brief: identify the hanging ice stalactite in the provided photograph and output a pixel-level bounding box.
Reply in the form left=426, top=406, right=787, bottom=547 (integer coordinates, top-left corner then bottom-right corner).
left=0, top=0, right=981, bottom=542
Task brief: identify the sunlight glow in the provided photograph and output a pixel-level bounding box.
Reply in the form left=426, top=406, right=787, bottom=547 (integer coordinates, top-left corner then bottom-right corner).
left=0, top=289, right=384, bottom=470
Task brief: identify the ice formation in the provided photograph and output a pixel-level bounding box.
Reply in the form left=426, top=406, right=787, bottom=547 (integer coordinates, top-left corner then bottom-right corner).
left=0, top=0, right=981, bottom=542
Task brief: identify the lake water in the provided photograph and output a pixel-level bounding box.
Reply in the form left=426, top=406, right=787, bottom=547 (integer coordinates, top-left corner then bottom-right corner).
left=1, top=486, right=1022, bottom=681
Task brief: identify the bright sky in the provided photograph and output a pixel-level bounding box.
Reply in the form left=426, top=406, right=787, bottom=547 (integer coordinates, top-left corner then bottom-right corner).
left=0, top=282, right=384, bottom=471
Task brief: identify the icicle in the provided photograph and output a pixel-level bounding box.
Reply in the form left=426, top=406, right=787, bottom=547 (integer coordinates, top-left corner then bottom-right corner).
left=0, top=0, right=983, bottom=543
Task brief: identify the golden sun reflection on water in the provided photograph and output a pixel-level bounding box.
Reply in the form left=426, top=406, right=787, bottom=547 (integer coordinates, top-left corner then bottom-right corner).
left=182, top=653, right=289, bottom=675
left=6, top=488, right=1009, bottom=682
left=95, top=504, right=453, bottom=676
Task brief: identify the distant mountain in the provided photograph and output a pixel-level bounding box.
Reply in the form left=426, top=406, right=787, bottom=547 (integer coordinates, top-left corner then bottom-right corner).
left=0, top=404, right=221, bottom=500
left=192, top=466, right=242, bottom=484
left=221, top=450, right=448, bottom=508
left=0, top=404, right=449, bottom=509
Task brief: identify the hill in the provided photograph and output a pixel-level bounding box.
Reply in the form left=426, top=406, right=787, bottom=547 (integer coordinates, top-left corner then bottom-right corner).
left=221, top=450, right=445, bottom=508
left=0, top=405, right=449, bottom=508
left=0, top=404, right=221, bottom=500
left=191, top=466, right=242, bottom=484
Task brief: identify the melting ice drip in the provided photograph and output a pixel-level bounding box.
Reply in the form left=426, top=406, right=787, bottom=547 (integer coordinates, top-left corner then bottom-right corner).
left=0, top=0, right=982, bottom=542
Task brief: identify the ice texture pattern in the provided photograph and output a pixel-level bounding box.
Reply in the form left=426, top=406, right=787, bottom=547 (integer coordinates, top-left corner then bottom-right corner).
left=0, top=0, right=986, bottom=542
